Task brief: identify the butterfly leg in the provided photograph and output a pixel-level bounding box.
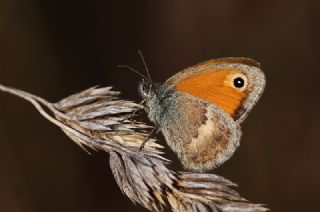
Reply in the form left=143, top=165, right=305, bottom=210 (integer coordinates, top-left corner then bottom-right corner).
left=128, top=99, right=147, bottom=119
left=139, top=126, right=161, bottom=151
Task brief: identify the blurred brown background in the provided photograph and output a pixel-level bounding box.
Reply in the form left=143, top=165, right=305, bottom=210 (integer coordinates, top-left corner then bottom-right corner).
left=0, top=0, right=319, bottom=211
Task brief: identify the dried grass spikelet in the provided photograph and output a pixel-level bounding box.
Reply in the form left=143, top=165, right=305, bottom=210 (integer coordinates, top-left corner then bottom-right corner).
left=0, top=83, right=268, bottom=212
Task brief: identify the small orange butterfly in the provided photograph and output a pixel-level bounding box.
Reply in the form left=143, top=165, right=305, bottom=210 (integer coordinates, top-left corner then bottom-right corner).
left=123, top=54, right=266, bottom=172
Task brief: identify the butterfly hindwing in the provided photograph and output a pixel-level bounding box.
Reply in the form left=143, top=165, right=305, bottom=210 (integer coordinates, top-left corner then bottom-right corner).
left=157, top=92, right=241, bottom=171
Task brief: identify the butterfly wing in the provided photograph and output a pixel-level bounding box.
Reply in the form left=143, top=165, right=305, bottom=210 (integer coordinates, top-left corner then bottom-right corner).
left=166, top=57, right=261, bottom=83
left=164, top=57, right=265, bottom=122
left=157, top=92, right=241, bottom=172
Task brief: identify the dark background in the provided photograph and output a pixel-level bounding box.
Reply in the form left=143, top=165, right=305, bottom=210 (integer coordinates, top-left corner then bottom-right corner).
left=0, top=0, right=319, bottom=211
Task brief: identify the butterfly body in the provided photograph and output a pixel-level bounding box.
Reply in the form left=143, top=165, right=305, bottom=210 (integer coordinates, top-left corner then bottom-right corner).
left=139, top=58, right=265, bottom=172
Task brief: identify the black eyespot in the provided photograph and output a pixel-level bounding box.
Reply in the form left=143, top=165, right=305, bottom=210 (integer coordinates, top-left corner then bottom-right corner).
left=233, top=77, right=245, bottom=88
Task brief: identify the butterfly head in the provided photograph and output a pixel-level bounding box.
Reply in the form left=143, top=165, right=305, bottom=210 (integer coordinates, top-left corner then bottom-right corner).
left=138, top=79, right=155, bottom=99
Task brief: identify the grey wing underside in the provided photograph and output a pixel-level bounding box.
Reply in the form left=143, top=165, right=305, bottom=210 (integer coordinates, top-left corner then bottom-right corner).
left=158, top=92, right=241, bottom=172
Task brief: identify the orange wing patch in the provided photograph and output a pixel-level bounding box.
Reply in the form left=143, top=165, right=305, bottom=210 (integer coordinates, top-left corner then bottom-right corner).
left=175, top=68, right=247, bottom=117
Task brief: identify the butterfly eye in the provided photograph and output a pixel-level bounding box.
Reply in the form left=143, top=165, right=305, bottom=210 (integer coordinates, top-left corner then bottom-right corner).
left=233, top=77, right=245, bottom=88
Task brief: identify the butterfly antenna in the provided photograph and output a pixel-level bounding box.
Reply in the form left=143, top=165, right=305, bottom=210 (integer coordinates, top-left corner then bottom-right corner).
left=137, top=50, right=153, bottom=85
left=117, top=65, right=149, bottom=81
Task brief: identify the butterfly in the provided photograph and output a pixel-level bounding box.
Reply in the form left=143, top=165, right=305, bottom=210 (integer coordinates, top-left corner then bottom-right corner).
left=121, top=54, right=266, bottom=172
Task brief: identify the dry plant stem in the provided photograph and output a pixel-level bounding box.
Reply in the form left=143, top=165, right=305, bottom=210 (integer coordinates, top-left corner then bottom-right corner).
left=0, top=83, right=268, bottom=212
